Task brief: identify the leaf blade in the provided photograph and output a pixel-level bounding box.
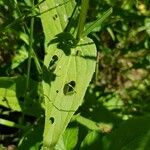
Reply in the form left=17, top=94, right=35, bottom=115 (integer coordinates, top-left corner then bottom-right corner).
left=39, top=0, right=96, bottom=149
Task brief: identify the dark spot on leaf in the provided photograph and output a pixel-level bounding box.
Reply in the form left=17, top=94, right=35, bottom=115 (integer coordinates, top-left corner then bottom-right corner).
left=48, top=55, right=58, bottom=71
left=76, top=50, right=82, bottom=56
left=53, top=14, right=58, bottom=20
left=56, top=90, right=59, bottom=93
left=63, top=81, right=76, bottom=95
left=49, top=117, right=54, bottom=124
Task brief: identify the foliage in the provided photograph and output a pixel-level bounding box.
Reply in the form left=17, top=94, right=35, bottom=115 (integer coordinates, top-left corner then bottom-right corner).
left=0, top=0, right=150, bottom=149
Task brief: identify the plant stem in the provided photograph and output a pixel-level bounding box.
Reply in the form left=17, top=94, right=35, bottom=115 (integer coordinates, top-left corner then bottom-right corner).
left=26, top=1, right=34, bottom=93
left=76, top=0, right=89, bottom=43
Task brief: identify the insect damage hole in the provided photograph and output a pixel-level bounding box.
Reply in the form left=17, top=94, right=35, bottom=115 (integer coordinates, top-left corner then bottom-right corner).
left=76, top=50, right=82, bottom=56
left=53, top=14, right=58, bottom=20
left=49, top=117, right=55, bottom=124
left=48, top=55, right=58, bottom=71
left=63, top=81, right=76, bottom=95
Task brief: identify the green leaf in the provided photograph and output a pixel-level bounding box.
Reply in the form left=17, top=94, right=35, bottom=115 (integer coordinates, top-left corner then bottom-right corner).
left=80, top=131, right=103, bottom=150
left=0, top=118, right=24, bottom=129
left=107, top=116, right=150, bottom=150
left=54, top=136, right=66, bottom=150
left=0, top=76, right=43, bottom=117
left=11, top=46, right=28, bottom=69
left=18, top=118, right=44, bottom=150
left=19, top=32, right=29, bottom=45
left=39, top=0, right=96, bottom=149
left=42, top=34, right=96, bottom=149
left=39, top=0, right=76, bottom=41
left=63, top=127, right=79, bottom=150
left=72, top=114, right=113, bottom=132
left=83, top=8, right=113, bottom=36
left=72, top=115, right=100, bottom=131
left=55, top=127, right=79, bottom=150
left=145, top=18, right=150, bottom=36
left=76, top=0, right=89, bottom=41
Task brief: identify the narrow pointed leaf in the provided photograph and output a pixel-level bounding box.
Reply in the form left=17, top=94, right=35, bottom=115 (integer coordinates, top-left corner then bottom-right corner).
left=83, top=8, right=113, bottom=36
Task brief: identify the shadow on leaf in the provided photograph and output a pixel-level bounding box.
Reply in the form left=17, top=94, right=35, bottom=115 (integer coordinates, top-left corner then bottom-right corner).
left=47, top=32, right=76, bottom=56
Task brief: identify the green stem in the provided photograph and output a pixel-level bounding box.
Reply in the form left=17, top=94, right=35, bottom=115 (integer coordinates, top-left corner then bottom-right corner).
left=14, top=0, right=42, bottom=92
left=14, top=0, right=29, bottom=33
left=65, top=4, right=78, bottom=33
left=76, top=0, right=89, bottom=43
left=26, top=1, right=34, bottom=93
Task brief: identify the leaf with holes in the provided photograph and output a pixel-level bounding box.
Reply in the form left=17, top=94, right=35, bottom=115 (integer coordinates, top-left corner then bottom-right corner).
left=39, top=0, right=96, bottom=149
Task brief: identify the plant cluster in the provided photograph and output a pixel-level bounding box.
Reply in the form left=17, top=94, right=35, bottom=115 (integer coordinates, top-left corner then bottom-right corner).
left=0, top=0, right=150, bottom=149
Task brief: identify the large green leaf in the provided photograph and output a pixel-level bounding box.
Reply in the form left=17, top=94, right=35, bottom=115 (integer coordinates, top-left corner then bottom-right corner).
left=39, top=0, right=96, bottom=149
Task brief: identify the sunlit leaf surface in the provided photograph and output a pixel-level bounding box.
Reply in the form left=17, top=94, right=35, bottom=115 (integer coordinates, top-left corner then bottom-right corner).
left=39, top=0, right=96, bottom=148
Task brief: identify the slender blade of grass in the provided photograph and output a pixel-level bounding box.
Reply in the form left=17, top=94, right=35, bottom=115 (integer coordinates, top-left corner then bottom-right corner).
left=83, top=8, right=113, bottom=37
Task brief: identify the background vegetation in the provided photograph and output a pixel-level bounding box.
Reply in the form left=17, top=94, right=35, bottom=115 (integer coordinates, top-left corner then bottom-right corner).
left=1, top=0, right=150, bottom=149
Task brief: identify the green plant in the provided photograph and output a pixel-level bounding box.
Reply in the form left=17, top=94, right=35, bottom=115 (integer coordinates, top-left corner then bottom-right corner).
left=0, top=0, right=111, bottom=149
left=1, top=0, right=150, bottom=150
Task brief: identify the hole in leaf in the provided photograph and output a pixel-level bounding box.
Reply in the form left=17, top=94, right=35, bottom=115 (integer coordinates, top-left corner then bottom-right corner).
left=76, top=50, right=82, bottom=56
left=49, top=117, right=55, bottom=124
left=53, top=14, right=58, bottom=20
left=48, top=55, right=58, bottom=71
left=56, top=90, right=59, bottom=93
left=63, top=81, right=76, bottom=95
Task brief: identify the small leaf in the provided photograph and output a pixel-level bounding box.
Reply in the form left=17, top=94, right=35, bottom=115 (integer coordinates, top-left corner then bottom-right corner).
left=72, top=115, right=100, bottom=131
left=80, top=131, right=103, bottom=150
left=11, top=46, right=28, bottom=69
left=19, top=32, right=29, bottom=45
left=63, top=127, right=79, bottom=150
left=73, top=115, right=113, bottom=132
left=55, top=127, right=79, bottom=150
left=0, top=118, right=24, bottom=129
